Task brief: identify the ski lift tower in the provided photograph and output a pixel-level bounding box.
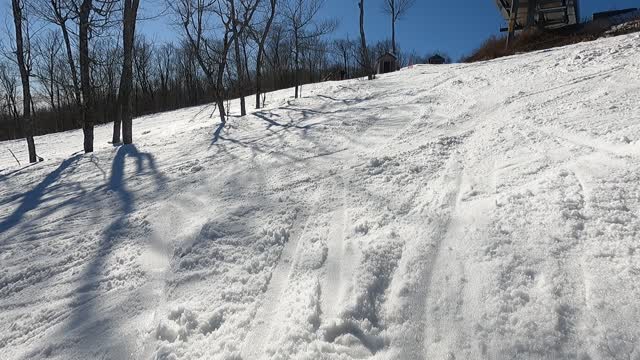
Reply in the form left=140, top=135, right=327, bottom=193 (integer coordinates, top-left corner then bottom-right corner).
left=496, top=0, right=580, bottom=47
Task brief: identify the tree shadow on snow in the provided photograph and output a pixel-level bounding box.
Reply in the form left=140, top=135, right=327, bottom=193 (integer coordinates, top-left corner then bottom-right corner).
left=0, top=162, right=38, bottom=182
left=209, top=109, right=320, bottom=159
left=0, top=154, right=82, bottom=237
left=60, top=144, right=165, bottom=348
left=316, top=94, right=372, bottom=106
left=254, top=110, right=316, bottom=132
left=211, top=121, right=226, bottom=145
left=205, top=98, right=359, bottom=177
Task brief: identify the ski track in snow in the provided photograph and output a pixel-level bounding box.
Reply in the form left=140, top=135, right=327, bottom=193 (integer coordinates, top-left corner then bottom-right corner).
left=2, top=32, right=640, bottom=359
left=321, top=174, right=348, bottom=323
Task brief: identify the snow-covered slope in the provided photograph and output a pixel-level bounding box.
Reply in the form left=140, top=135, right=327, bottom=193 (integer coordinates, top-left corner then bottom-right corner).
left=2, top=33, right=640, bottom=360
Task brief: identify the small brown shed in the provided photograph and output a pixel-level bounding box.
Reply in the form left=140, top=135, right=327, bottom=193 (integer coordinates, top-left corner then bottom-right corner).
left=376, top=52, right=398, bottom=74
left=428, top=54, right=446, bottom=65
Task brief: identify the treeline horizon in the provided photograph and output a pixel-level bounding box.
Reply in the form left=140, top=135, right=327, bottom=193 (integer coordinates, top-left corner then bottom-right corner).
left=1, top=33, right=444, bottom=142
left=1, top=0, right=439, bottom=161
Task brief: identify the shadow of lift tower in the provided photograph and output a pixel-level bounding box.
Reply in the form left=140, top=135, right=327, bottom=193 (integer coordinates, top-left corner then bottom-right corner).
left=495, top=0, right=580, bottom=48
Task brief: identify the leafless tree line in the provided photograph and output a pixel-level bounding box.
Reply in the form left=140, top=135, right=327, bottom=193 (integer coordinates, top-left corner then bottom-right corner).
left=1, top=0, right=419, bottom=163
left=2, top=0, right=132, bottom=161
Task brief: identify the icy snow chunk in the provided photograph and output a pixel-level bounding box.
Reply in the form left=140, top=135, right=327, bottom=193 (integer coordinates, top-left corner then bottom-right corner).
left=243, top=257, right=266, bottom=274
left=262, top=227, right=290, bottom=245
left=297, top=240, right=328, bottom=270
left=200, top=309, right=225, bottom=335
left=367, top=156, right=393, bottom=175
left=409, top=165, right=423, bottom=174
left=354, top=222, right=369, bottom=235
left=168, top=307, right=198, bottom=330
left=178, top=257, right=197, bottom=270
left=368, top=157, right=385, bottom=168
left=156, top=320, right=179, bottom=342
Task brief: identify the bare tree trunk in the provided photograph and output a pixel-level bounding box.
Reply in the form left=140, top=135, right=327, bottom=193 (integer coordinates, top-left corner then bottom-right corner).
left=294, top=31, right=300, bottom=98
left=11, top=0, right=37, bottom=163
left=180, top=9, right=224, bottom=123
left=383, top=0, right=415, bottom=57
left=112, top=109, right=122, bottom=143
left=391, top=15, right=396, bottom=54
left=215, top=49, right=227, bottom=123
left=506, top=0, right=520, bottom=49
left=242, top=36, right=251, bottom=83
left=342, top=49, right=347, bottom=77
left=49, top=77, right=56, bottom=112
left=232, top=29, right=246, bottom=116
left=230, top=0, right=253, bottom=117
left=255, top=0, right=277, bottom=109
left=116, top=0, right=140, bottom=144
left=359, top=0, right=372, bottom=80
left=79, top=0, right=93, bottom=153
left=56, top=83, right=62, bottom=130
left=48, top=0, right=82, bottom=107
left=59, top=21, right=81, bottom=106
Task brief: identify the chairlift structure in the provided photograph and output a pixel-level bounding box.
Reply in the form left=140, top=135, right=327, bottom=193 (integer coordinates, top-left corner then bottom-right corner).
left=496, top=0, right=580, bottom=47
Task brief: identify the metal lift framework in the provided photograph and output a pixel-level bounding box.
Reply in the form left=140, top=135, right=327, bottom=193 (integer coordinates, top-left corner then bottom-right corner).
left=495, top=0, right=580, bottom=47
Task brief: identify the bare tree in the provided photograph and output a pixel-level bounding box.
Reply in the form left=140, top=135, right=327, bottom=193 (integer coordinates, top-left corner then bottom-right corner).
left=93, top=40, right=120, bottom=122
left=254, top=0, right=277, bottom=109
left=332, top=38, right=353, bottom=78
left=34, top=30, right=63, bottom=115
left=0, top=63, right=21, bottom=138
left=122, top=0, right=141, bottom=144
left=154, top=43, right=176, bottom=110
left=170, top=0, right=259, bottom=123
left=78, top=0, right=116, bottom=152
left=358, top=0, right=372, bottom=79
left=30, top=0, right=80, bottom=107
left=263, top=23, right=290, bottom=92
left=175, top=40, right=205, bottom=105
left=135, top=37, right=156, bottom=104
left=0, top=67, right=16, bottom=139
left=215, top=0, right=260, bottom=120
left=283, top=0, right=335, bottom=98
left=79, top=0, right=94, bottom=152
left=381, top=0, right=414, bottom=55
left=1, top=2, right=373, bottom=140
left=113, top=0, right=140, bottom=145
left=11, top=0, right=38, bottom=163
left=231, top=2, right=249, bottom=116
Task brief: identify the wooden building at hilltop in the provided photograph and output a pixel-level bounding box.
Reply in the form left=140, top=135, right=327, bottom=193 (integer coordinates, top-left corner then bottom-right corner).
left=376, top=52, right=398, bottom=74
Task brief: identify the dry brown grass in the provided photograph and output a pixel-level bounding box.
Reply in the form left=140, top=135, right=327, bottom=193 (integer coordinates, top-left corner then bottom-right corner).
left=462, top=16, right=640, bottom=63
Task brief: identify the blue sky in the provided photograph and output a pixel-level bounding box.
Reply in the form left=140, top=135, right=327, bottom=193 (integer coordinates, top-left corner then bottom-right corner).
left=0, top=0, right=638, bottom=62
left=137, top=0, right=640, bottom=61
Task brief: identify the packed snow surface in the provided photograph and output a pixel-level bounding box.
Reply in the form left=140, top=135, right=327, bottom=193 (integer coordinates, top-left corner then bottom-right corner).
left=2, top=33, right=640, bottom=360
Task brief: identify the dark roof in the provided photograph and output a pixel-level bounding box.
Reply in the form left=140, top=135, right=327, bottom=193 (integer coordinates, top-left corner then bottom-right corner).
left=376, top=52, right=397, bottom=61
left=429, top=54, right=445, bottom=60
